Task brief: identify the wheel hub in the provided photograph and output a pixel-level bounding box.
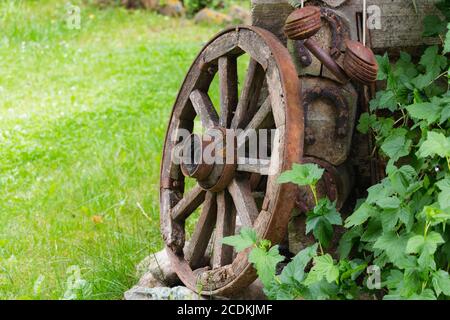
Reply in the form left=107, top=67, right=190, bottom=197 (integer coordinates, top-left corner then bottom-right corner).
left=179, top=127, right=237, bottom=192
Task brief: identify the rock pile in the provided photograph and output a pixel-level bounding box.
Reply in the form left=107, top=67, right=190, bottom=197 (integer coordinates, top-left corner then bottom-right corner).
left=124, top=248, right=267, bottom=300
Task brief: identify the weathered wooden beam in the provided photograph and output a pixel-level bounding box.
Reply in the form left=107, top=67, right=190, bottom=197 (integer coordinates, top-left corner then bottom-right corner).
left=251, top=0, right=441, bottom=49
left=251, top=0, right=294, bottom=44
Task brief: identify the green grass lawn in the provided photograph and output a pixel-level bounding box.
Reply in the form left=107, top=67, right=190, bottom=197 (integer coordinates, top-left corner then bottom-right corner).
left=0, top=0, right=222, bottom=299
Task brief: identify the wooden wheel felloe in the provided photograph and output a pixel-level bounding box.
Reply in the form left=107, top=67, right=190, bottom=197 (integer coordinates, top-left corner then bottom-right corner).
left=160, top=26, right=303, bottom=296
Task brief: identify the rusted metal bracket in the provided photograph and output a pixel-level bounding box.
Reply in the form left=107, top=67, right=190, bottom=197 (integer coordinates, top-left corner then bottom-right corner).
left=303, top=86, right=350, bottom=138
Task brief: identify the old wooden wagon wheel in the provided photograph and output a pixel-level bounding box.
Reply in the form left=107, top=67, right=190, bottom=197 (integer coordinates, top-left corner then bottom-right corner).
left=160, top=26, right=303, bottom=296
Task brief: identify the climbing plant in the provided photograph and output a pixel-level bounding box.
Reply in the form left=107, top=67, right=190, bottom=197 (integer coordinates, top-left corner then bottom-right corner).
left=223, top=1, right=450, bottom=300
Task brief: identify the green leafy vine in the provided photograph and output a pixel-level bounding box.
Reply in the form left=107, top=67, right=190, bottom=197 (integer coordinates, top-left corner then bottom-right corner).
left=223, top=1, right=450, bottom=300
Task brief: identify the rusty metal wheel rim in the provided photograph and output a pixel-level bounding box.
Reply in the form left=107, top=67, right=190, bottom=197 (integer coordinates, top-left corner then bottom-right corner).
left=160, top=26, right=303, bottom=296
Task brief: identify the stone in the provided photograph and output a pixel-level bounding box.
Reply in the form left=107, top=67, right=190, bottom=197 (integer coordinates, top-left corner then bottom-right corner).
left=194, top=8, right=232, bottom=25
left=136, top=249, right=179, bottom=287
left=288, top=213, right=316, bottom=255
left=141, top=0, right=159, bottom=10
left=137, top=271, right=165, bottom=288
left=228, top=5, right=251, bottom=24
left=124, top=286, right=203, bottom=300
left=158, top=0, right=185, bottom=17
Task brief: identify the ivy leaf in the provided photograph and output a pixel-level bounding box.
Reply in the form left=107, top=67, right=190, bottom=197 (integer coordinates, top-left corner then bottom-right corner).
left=421, top=206, right=450, bottom=226
left=381, top=133, right=411, bottom=162
left=380, top=209, right=402, bottom=232
left=303, top=254, right=339, bottom=286
left=339, top=260, right=367, bottom=282
left=398, top=206, right=415, bottom=232
left=302, top=279, right=339, bottom=300
left=306, top=199, right=342, bottom=248
left=379, top=90, right=397, bottom=112
left=366, top=179, right=395, bottom=205
left=388, top=165, right=417, bottom=197
left=277, top=163, right=324, bottom=187
left=344, top=202, right=375, bottom=228
left=361, top=219, right=383, bottom=242
left=423, top=15, right=447, bottom=37
left=369, top=90, right=397, bottom=112
left=440, top=104, right=450, bottom=124
left=406, top=102, right=442, bottom=125
left=436, top=178, right=450, bottom=210
left=410, top=46, right=447, bottom=90
left=376, top=53, right=391, bottom=81
left=406, top=232, right=444, bottom=269
left=394, top=52, right=418, bottom=80
left=373, top=232, right=410, bottom=268
left=406, top=232, right=444, bottom=255
left=369, top=91, right=382, bottom=111
left=316, top=199, right=342, bottom=225
left=222, top=227, right=257, bottom=252
left=408, top=289, right=437, bottom=300
left=248, top=245, right=284, bottom=287
left=419, top=45, right=447, bottom=78
left=375, top=196, right=401, bottom=209
left=280, top=244, right=318, bottom=285
left=372, top=117, right=395, bottom=138
left=411, top=72, right=435, bottom=90
left=417, top=131, right=450, bottom=159
left=313, top=221, right=333, bottom=249
left=357, top=113, right=376, bottom=134
left=432, top=270, right=450, bottom=296
left=338, top=226, right=363, bottom=259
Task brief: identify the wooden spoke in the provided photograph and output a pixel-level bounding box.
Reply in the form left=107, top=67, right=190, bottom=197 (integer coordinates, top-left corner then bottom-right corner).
left=235, top=96, right=272, bottom=151
left=171, top=184, right=206, bottom=221
left=218, top=56, right=238, bottom=127
left=236, top=160, right=271, bottom=175
left=243, top=96, right=271, bottom=131
left=228, top=177, right=259, bottom=227
left=185, top=192, right=217, bottom=268
left=252, top=191, right=265, bottom=199
left=231, top=59, right=266, bottom=129
left=190, top=90, right=219, bottom=128
left=212, top=191, right=236, bottom=268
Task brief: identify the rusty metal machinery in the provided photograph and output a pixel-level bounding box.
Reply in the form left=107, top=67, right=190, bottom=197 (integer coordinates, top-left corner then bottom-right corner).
left=159, top=0, right=440, bottom=296
left=281, top=3, right=377, bottom=220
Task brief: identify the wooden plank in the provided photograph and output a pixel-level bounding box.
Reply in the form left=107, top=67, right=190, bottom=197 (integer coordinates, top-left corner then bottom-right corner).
left=251, top=0, right=294, bottom=45
left=244, top=96, right=272, bottom=131
left=228, top=177, right=259, bottom=227
left=203, top=32, right=240, bottom=64
left=212, top=191, right=236, bottom=268
left=237, top=161, right=271, bottom=175
left=231, top=59, right=266, bottom=129
left=238, top=30, right=272, bottom=69
left=190, top=90, right=219, bottom=129
left=185, top=192, right=217, bottom=268
left=170, top=184, right=206, bottom=221
left=219, top=56, right=239, bottom=127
